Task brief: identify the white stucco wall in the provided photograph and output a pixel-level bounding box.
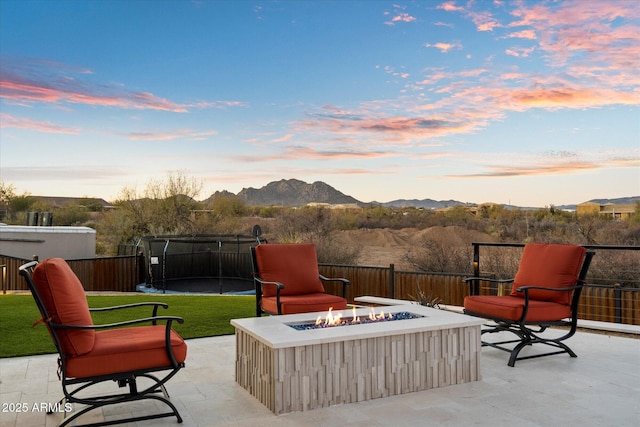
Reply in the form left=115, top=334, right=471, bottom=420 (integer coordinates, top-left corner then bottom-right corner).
left=0, top=225, right=96, bottom=260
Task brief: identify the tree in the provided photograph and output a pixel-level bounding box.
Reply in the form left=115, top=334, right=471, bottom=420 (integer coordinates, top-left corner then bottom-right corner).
left=99, top=172, right=203, bottom=254
left=0, top=181, right=34, bottom=222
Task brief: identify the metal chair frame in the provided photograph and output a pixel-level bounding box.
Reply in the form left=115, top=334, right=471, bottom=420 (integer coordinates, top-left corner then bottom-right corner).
left=464, top=250, right=594, bottom=367
left=19, top=260, right=186, bottom=427
left=250, top=245, right=350, bottom=316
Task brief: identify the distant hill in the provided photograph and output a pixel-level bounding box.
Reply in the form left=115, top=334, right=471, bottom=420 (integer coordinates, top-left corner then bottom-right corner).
left=557, top=196, right=640, bottom=211
left=586, top=196, right=639, bottom=205
left=30, top=196, right=113, bottom=209
left=233, top=179, right=360, bottom=207
left=206, top=179, right=473, bottom=208
left=379, top=199, right=475, bottom=209
left=205, top=179, right=639, bottom=209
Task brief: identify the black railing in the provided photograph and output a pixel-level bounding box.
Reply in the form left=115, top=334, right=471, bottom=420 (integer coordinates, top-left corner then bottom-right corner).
left=4, top=242, right=639, bottom=325
left=470, top=242, right=640, bottom=324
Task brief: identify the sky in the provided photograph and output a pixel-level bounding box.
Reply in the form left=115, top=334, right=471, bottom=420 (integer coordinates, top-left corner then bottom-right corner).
left=1, top=0, right=639, bottom=207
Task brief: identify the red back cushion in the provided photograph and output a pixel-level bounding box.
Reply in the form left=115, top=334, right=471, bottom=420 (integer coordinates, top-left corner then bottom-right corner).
left=32, top=258, right=95, bottom=357
left=255, top=244, right=325, bottom=297
left=511, top=243, right=586, bottom=305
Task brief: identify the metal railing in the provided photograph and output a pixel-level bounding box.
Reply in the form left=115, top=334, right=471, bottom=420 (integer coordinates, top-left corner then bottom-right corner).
left=3, top=242, right=639, bottom=325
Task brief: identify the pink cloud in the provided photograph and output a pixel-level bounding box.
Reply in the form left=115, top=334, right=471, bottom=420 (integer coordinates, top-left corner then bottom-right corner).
left=0, top=57, right=247, bottom=112
left=438, top=2, right=464, bottom=12
left=232, top=146, right=397, bottom=163
left=295, top=107, right=479, bottom=145
left=284, top=146, right=396, bottom=160
left=506, top=86, right=638, bottom=109
left=0, top=113, right=80, bottom=134
left=505, top=46, right=536, bottom=57
left=126, top=129, right=218, bottom=141
left=450, top=155, right=639, bottom=178
left=271, top=133, right=294, bottom=143
left=505, top=29, right=537, bottom=40
left=0, top=78, right=189, bottom=112
left=386, top=13, right=416, bottom=25
left=425, top=42, right=463, bottom=53
left=468, top=11, right=501, bottom=31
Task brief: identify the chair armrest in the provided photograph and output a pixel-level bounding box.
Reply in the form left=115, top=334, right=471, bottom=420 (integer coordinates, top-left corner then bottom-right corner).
left=90, top=302, right=171, bottom=325
left=319, top=275, right=350, bottom=285
left=50, top=315, right=184, bottom=330
left=462, top=277, right=513, bottom=284
left=89, top=302, right=169, bottom=312
left=515, top=285, right=581, bottom=293
left=253, top=277, right=285, bottom=289
left=254, top=277, right=285, bottom=314
left=319, top=275, right=351, bottom=298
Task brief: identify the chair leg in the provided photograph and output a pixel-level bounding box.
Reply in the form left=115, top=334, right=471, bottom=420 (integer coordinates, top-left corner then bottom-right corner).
left=481, top=322, right=578, bottom=367
left=59, top=394, right=183, bottom=427
left=58, top=372, right=184, bottom=426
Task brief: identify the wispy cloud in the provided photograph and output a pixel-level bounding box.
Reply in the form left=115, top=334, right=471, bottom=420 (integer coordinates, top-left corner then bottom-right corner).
left=1, top=165, right=125, bottom=182
left=126, top=129, right=218, bottom=141
left=384, top=4, right=417, bottom=26
left=449, top=151, right=640, bottom=178
left=437, top=2, right=464, bottom=13
left=504, top=29, right=537, bottom=40
left=233, top=145, right=398, bottom=163
left=505, top=46, right=536, bottom=57
left=0, top=56, right=246, bottom=112
left=438, top=1, right=500, bottom=31
left=385, top=12, right=416, bottom=25
left=425, top=42, right=463, bottom=53
left=0, top=113, right=80, bottom=134
left=0, top=75, right=190, bottom=112
left=295, top=106, right=475, bottom=144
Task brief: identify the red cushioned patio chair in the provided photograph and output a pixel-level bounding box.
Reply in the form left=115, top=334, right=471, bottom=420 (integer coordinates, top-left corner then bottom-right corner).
left=251, top=243, right=350, bottom=316
left=19, top=258, right=187, bottom=426
left=463, top=243, right=594, bottom=367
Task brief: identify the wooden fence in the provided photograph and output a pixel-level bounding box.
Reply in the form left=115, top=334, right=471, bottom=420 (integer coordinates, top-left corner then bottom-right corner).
left=3, top=253, right=639, bottom=325
left=1, top=255, right=143, bottom=293
left=319, top=264, right=640, bottom=326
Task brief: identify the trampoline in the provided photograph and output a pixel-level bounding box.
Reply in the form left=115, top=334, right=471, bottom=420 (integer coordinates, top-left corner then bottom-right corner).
left=139, top=232, right=266, bottom=294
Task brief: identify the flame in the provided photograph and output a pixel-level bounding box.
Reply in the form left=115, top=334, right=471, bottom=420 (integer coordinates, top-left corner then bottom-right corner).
left=315, top=306, right=393, bottom=327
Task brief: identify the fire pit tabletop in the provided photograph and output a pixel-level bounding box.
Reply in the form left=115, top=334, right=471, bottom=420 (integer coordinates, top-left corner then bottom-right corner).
left=231, top=304, right=483, bottom=349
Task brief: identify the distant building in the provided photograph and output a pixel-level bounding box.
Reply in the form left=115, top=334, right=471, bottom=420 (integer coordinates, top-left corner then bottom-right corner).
left=305, top=202, right=362, bottom=210
left=576, top=202, right=636, bottom=220
left=0, top=225, right=96, bottom=260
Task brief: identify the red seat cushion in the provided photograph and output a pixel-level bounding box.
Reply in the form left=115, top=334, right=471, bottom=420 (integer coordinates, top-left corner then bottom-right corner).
left=65, top=325, right=187, bottom=379
left=510, top=243, right=586, bottom=305
left=464, top=295, right=572, bottom=322
left=261, top=293, right=348, bottom=315
left=32, top=258, right=95, bottom=357
left=255, top=244, right=325, bottom=296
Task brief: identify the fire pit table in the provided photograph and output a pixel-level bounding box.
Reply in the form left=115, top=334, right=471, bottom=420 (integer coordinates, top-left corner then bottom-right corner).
left=231, top=304, right=484, bottom=414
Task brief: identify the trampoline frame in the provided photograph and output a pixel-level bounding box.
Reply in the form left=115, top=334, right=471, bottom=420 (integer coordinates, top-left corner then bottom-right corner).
left=140, top=233, right=266, bottom=294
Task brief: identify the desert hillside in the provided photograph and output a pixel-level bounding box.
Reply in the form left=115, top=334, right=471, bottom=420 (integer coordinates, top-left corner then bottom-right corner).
left=333, top=226, right=495, bottom=270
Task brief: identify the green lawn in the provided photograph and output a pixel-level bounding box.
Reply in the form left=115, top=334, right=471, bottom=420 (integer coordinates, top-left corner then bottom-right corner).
left=0, top=294, right=255, bottom=358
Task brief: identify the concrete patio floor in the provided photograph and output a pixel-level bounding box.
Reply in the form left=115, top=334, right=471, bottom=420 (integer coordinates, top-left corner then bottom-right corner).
left=1, top=329, right=638, bottom=427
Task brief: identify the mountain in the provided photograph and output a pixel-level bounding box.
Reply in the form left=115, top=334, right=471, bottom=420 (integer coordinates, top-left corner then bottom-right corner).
left=235, top=179, right=360, bottom=207
left=206, top=179, right=639, bottom=209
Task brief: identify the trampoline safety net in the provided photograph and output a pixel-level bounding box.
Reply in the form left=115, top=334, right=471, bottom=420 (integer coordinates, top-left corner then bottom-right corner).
left=141, top=234, right=267, bottom=293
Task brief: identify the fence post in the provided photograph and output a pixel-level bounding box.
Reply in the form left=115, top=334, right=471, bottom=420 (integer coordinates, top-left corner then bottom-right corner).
left=389, top=263, right=395, bottom=299
left=614, top=284, right=622, bottom=324
left=1, top=264, right=6, bottom=294
left=472, top=243, right=480, bottom=295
